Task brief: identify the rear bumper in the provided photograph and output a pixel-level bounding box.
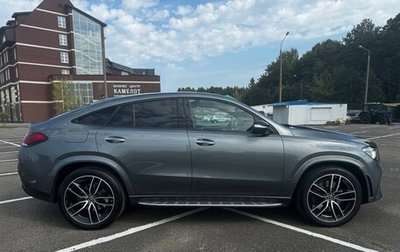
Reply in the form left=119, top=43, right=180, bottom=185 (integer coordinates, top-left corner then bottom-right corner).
left=18, top=147, right=55, bottom=202
left=21, top=181, right=52, bottom=202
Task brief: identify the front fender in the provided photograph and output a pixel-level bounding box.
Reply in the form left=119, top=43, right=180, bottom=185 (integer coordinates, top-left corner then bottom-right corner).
left=286, top=154, right=368, bottom=196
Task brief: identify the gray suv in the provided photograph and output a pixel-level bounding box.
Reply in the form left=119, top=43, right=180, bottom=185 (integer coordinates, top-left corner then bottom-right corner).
left=18, top=92, right=382, bottom=229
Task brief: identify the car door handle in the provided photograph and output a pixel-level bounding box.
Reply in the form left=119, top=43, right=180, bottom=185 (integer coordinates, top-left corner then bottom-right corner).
left=105, top=136, right=126, bottom=143
left=196, top=138, right=215, bottom=146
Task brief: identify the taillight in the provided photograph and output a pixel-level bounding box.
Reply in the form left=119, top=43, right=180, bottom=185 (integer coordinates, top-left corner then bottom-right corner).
left=22, top=132, right=48, bottom=147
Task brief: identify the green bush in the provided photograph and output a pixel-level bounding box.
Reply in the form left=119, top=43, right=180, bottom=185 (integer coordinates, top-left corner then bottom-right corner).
left=0, top=112, right=8, bottom=126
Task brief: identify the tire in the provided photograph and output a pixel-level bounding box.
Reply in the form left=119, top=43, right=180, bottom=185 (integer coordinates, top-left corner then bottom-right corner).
left=359, top=112, right=371, bottom=124
left=58, top=167, right=126, bottom=229
left=378, top=117, right=387, bottom=125
left=295, top=167, right=362, bottom=227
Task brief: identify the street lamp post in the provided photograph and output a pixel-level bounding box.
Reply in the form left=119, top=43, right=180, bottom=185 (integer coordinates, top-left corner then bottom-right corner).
left=359, top=45, right=370, bottom=111
left=279, top=31, right=290, bottom=103
left=101, top=29, right=108, bottom=99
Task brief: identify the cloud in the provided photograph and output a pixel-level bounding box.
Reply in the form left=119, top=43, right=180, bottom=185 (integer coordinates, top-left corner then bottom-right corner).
left=121, top=0, right=159, bottom=11
left=145, top=9, right=170, bottom=21
left=96, top=0, right=399, bottom=66
left=0, top=0, right=41, bottom=26
left=1, top=0, right=398, bottom=68
left=175, top=5, right=193, bottom=16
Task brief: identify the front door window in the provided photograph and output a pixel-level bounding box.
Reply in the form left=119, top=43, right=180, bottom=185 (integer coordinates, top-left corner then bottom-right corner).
left=189, top=99, right=254, bottom=132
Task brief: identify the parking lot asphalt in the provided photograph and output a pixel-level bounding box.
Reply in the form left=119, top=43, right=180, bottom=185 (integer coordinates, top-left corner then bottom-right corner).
left=1, top=124, right=400, bottom=252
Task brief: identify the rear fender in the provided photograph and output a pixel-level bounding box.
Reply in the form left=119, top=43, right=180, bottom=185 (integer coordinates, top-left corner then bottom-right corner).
left=50, top=155, right=134, bottom=201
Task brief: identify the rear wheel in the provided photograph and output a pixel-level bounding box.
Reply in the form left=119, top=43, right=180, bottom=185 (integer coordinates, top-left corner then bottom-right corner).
left=296, top=167, right=362, bottom=227
left=58, top=167, right=126, bottom=229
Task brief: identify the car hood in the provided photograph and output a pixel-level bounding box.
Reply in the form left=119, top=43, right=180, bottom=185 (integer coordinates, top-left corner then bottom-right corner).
left=287, top=125, right=372, bottom=146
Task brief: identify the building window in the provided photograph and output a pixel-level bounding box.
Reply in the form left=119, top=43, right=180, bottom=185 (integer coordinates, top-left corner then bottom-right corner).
left=0, top=54, right=3, bottom=67
left=121, top=71, right=129, bottom=76
left=5, top=69, right=10, bottom=81
left=59, top=34, right=68, bottom=46
left=15, top=67, right=18, bottom=79
left=1, top=35, right=5, bottom=43
left=60, top=52, right=69, bottom=63
left=58, top=16, right=66, bottom=28
left=4, top=51, right=8, bottom=63
left=0, top=72, right=4, bottom=83
left=13, top=48, right=17, bottom=60
left=72, top=10, right=103, bottom=75
left=61, top=69, right=70, bottom=75
left=71, top=82, right=93, bottom=105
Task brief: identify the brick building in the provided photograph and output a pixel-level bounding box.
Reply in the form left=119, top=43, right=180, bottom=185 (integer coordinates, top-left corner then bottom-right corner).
left=0, top=0, right=160, bottom=123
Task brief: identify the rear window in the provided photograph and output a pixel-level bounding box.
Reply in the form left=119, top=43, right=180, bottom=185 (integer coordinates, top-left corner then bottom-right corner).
left=74, top=99, right=179, bottom=129
left=72, top=106, right=117, bottom=126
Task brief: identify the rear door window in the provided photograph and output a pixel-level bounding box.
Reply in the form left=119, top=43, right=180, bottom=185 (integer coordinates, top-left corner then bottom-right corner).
left=108, top=104, right=134, bottom=127
left=134, top=99, right=179, bottom=129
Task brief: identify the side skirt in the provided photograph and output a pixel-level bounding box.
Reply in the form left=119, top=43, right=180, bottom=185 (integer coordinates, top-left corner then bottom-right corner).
left=129, top=196, right=291, bottom=207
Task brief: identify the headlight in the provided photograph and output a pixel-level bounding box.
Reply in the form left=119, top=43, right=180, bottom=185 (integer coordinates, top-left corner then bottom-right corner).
left=362, top=146, right=379, bottom=160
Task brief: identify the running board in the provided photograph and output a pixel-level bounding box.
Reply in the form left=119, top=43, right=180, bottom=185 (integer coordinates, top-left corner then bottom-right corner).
left=137, top=201, right=283, bottom=207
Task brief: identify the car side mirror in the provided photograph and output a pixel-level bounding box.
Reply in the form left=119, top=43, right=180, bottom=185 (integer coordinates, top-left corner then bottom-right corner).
left=252, top=122, right=273, bottom=136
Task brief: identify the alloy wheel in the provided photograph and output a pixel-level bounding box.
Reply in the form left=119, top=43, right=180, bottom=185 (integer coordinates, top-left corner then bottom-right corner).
left=63, top=175, right=115, bottom=225
left=306, top=174, right=357, bottom=223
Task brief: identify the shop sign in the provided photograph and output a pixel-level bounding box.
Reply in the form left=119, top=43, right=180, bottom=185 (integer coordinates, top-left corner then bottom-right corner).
left=113, top=84, right=141, bottom=96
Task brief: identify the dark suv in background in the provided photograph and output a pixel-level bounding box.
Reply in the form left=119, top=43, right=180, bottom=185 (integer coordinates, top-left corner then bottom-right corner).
left=18, top=92, right=382, bottom=229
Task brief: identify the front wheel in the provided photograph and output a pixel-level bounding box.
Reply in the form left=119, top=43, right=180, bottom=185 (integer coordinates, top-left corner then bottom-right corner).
left=58, top=167, right=126, bottom=229
left=359, top=112, right=371, bottom=124
left=296, top=167, right=362, bottom=227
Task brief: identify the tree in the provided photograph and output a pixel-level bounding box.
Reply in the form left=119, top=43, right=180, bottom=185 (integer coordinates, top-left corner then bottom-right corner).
left=343, top=19, right=379, bottom=47
left=52, top=77, right=80, bottom=115
left=377, top=13, right=400, bottom=101
left=176, top=13, right=400, bottom=107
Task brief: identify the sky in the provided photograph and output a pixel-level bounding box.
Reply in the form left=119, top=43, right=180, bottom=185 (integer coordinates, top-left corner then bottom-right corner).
left=0, top=0, right=399, bottom=92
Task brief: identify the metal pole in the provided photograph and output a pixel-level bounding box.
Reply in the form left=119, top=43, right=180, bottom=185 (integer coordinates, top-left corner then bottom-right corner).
left=365, top=51, right=370, bottom=111
left=279, top=31, right=289, bottom=103
left=101, top=29, right=108, bottom=99
left=359, top=45, right=370, bottom=111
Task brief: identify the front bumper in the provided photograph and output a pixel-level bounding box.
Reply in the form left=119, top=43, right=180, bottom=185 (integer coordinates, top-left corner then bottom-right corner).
left=368, top=184, right=382, bottom=203
left=363, top=157, right=383, bottom=204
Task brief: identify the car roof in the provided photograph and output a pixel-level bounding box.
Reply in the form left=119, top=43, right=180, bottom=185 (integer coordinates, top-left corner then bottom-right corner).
left=88, top=92, right=240, bottom=110
left=40, top=92, right=239, bottom=123
left=32, top=92, right=294, bottom=137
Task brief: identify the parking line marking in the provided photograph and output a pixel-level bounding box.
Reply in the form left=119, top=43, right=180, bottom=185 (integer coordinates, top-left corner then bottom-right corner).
left=0, top=172, right=18, bottom=177
left=0, top=146, right=19, bottom=149
left=227, top=208, right=378, bottom=252
left=350, top=131, right=368, bottom=134
left=0, top=196, right=33, bottom=205
left=0, top=140, right=21, bottom=147
left=0, top=151, right=19, bottom=154
left=56, top=207, right=208, bottom=252
left=367, top=132, right=400, bottom=140
left=0, top=159, right=18, bottom=163
left=360, top=126, right=379, bottom=129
